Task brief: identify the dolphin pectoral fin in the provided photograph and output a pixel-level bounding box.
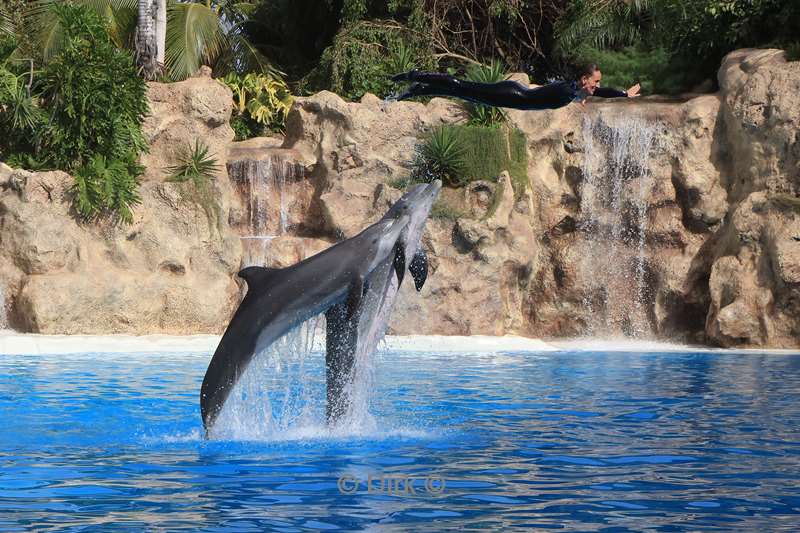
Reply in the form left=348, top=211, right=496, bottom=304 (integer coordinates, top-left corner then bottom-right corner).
left=393, top=242, right=406, bottom=287
left=409, top=248, right=429, bottom=291
left=237, top=266, right=281, bottom=289
left=346, top=277, right=365, bottom=322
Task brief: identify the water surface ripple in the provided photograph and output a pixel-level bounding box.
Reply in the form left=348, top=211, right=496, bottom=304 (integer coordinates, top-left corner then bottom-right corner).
left=1, top=349, right=800, bottom=531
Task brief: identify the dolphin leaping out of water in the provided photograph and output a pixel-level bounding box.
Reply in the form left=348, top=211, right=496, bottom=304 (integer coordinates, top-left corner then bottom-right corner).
left=200, top=180, right=442, bottom=434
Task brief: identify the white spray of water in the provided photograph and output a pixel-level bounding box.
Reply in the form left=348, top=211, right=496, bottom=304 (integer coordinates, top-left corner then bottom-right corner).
left=210, top=316, right=327, bottom=441
left=579, top=113, right=660, bottom=337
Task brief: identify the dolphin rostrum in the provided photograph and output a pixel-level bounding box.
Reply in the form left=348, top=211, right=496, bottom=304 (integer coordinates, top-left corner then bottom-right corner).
left=200, top=180, right=442, bottom=434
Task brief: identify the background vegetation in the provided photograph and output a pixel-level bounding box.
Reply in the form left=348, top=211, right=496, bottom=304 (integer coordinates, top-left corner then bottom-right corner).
left=244, top=0, right=799, bottom=97
left=2, top=0, right=799, bottom=222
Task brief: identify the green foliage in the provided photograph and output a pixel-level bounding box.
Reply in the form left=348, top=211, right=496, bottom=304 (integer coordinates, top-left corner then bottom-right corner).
left=464, top=60, right=508, bottom=126
left=456, top=125, right=528, bottom=196
left=304, top=18, right=436, bottom=100
left=555, top=0, right=800, bottom=93
left=166, top=140, right=221, bottom=184
left=573, top=44, right=682, bottom=95
left=72, top=154, right=142, bottom=224
left=40, top=4, right=147, bottom=169
left=0, top=34, right=44, bottom=163
left=165, top=139, right=223, bottom=232
left=412, top=124, right=528, bottom=194
left=786, top=42, right=800, bottom=62
left=412, top=126, right=468, bottom=186
left=388, top=175, right=411, bottom=190
left=222, top=72, right=294, bottom=137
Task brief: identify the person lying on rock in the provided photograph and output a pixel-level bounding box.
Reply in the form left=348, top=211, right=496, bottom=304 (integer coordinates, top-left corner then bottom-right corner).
left=391, top=62, right=641, bottom=110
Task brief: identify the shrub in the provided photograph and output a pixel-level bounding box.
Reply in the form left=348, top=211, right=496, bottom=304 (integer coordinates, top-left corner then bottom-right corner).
left=464, top=60, right=507, bottom=126
left=412, top=126, right=468, bottom=186
left=413, top=124, right=528, bottom=195
left=303, top=20, right=436, bottom=100
left=0, top=36, right=43, bottom=159
left=72, top=154, right=142, bottom=224
left=222, top=72, right=294, bottom=138
left=39, top=4, right=148, bottom=169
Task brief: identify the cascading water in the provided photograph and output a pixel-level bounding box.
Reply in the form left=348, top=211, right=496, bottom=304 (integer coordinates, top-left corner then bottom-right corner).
left=227, top=152, right=305, bottom=267
left=0, top=285, right=7, bottom=330
left=578, top=113, right=660, bottom=337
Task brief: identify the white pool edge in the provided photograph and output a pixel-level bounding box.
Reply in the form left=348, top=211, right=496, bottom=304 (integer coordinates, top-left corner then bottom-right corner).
left=0, top=332, right=559, bottom=355
left=1, top=332, right=798, bottom=355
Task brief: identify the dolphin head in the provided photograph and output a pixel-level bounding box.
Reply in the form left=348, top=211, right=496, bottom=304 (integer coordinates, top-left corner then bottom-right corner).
left=363, top=214, right=410, bottom=274
left=381, top=180, right=441, bottom=289
left=382, top=180, right=442, bottom=224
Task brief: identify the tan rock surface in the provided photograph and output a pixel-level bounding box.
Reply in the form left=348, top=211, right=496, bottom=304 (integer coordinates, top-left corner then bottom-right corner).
left=1, top=49, right=799, bottom=347
left=0, top=71, right=242, bottom=333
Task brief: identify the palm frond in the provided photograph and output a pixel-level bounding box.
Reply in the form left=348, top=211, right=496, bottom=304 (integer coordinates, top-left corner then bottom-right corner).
left=25, top=0, right=134, bottom=62
left=554, top=0, right=655, bottom=55
left=1, top=6, right=14, bottom=37
left=165, top=2, right=227, bottom=80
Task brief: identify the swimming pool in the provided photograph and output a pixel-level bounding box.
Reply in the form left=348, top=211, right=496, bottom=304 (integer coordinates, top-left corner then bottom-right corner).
left=2, top=343, right=800, bottom=531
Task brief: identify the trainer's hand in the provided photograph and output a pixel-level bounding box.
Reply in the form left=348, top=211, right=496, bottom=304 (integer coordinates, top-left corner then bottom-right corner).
left=626, top=83, right=641, bottom=97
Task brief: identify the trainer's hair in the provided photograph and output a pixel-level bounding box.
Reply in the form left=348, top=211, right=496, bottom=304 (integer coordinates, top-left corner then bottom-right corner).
left=575, top=62, right=600, bottom=80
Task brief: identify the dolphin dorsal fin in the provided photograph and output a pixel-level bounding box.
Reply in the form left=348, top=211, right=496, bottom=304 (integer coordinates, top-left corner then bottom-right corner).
left=237, top=266, right=282, bottom=289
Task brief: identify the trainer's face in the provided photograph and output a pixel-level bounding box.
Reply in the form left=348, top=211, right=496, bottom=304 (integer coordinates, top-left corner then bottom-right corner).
left=581, top=70, right=602, bottom=94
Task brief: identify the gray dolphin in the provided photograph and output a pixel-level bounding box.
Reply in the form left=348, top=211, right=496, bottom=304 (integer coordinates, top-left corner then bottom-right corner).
left=200, top=180, right=441, bottom=433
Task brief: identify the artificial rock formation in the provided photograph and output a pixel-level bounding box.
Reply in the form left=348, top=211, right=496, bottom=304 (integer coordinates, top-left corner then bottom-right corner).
left=1, top=50, right=799, bottom=347
left=0, top=69, right=242, bottom=333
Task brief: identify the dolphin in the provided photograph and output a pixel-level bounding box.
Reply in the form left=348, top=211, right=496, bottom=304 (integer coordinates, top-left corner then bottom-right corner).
left=323, top=180, right=441, bottom=422
left=200, top=180, right=442, bottom=433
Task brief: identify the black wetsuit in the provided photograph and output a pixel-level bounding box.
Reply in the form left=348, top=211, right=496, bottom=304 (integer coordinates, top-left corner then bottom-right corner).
left=395, top=71, right=628, bottom=110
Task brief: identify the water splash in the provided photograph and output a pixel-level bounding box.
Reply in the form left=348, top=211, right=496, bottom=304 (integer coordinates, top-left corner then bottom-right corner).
left=210, top=316, right=327, bottom=441
left=209, top=307, right=393, bottom=441
left=579, top=113, right=660, bottom=337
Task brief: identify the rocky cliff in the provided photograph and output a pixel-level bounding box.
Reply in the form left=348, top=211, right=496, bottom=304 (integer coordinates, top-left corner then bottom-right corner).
left=1, top=50, right=798, bottom=347
left=0, top=68, right=242, bottom=334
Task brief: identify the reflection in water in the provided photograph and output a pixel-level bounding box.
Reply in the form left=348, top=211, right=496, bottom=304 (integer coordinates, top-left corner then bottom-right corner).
left=1, top=348, right=800, bottom=530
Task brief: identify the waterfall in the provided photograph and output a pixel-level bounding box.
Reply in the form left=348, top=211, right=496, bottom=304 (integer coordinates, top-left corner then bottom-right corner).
left=0, top=285, right=6, bottom=330
left=578, top=113, right=660, bottom=337
left=227, top=150, right=306, bottom=268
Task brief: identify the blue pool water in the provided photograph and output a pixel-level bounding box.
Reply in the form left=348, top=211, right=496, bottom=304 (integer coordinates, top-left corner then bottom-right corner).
left=2, top=347, right=800, bottom=531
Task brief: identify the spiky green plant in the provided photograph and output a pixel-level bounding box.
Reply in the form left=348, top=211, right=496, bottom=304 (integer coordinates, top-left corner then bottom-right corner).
left=385, top=40, right=416, bottom=77
left=464, top=60, right=507, bottom=126
left=166, top=139, right=223, bottom=231
left=413, top=126, right=468, bottom=186
left=166, top=139, right=221, bottom=183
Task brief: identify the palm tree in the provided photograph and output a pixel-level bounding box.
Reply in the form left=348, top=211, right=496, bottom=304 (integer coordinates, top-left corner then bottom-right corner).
left=554, top=0, right=659, bottom=55
left=165, top=0, right=278, bottom=80
left=1, top=5, right=13, bottom=37
left=25, top=0, right=277, bottom=81
left=136, top=0, right=159, bottom=79
left=155, top=0, right=166, bottom=65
